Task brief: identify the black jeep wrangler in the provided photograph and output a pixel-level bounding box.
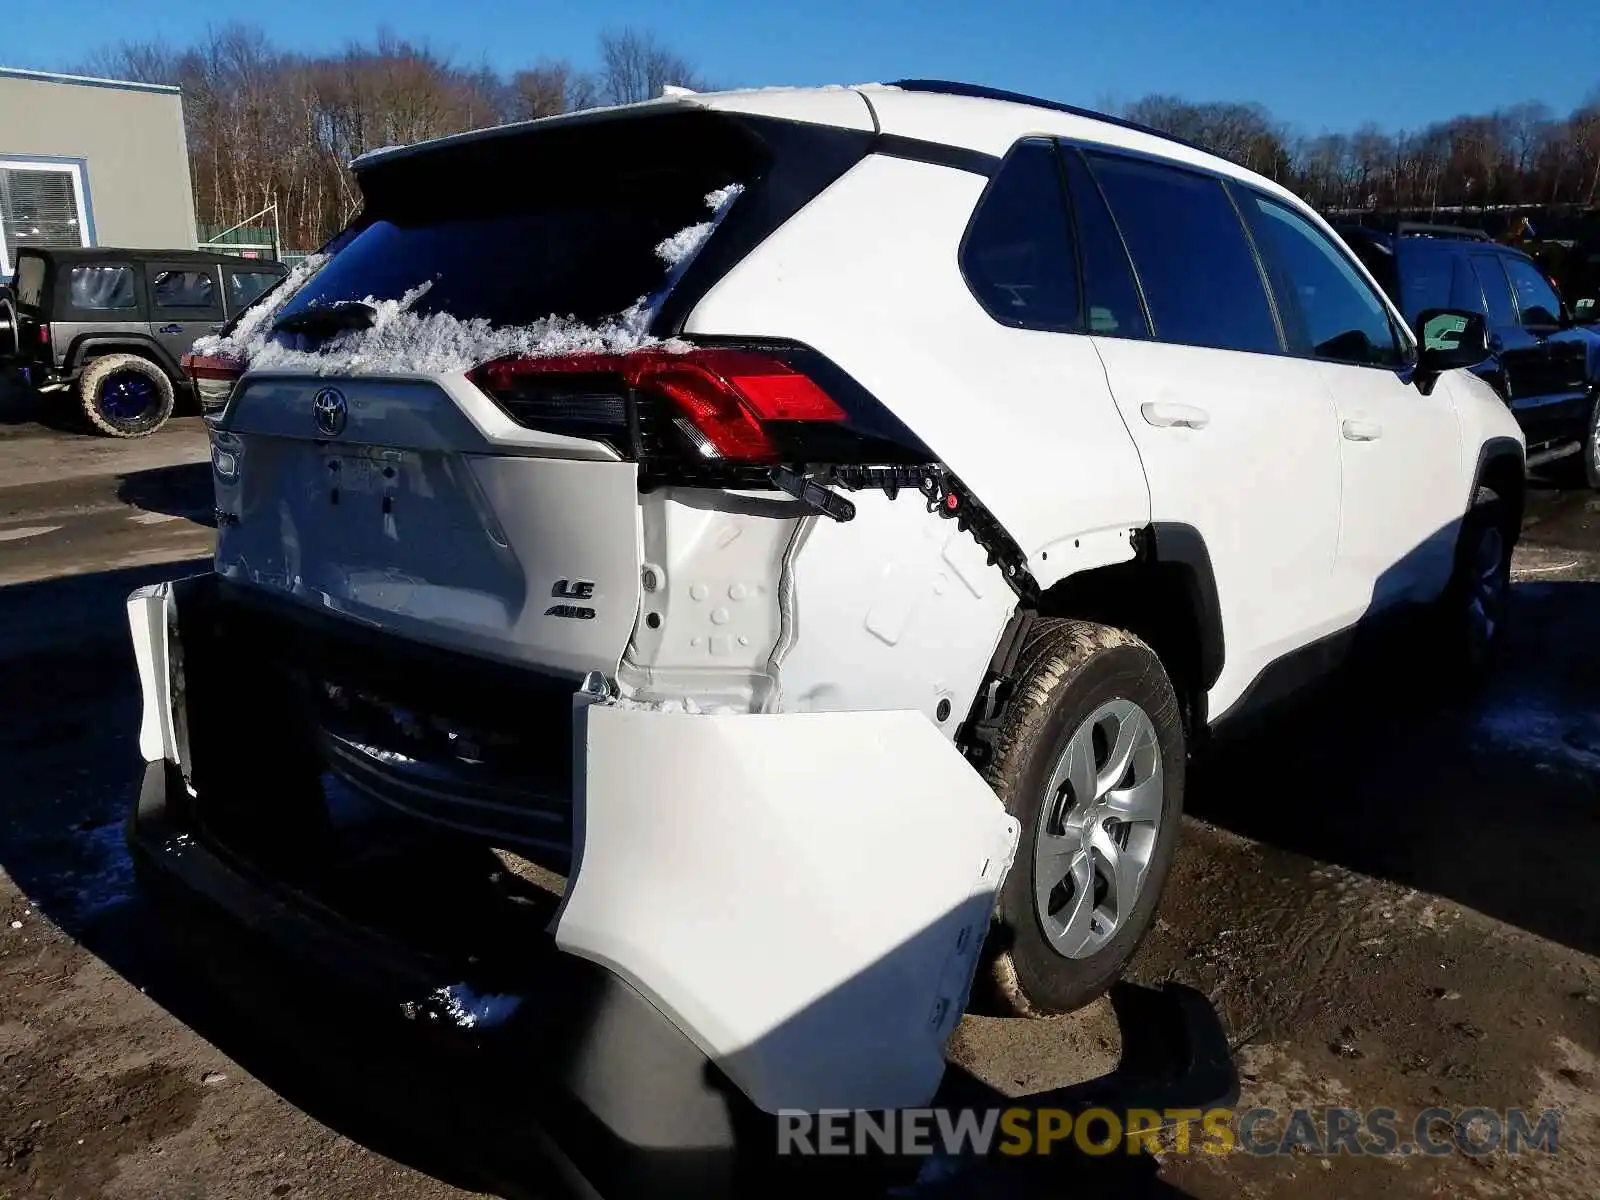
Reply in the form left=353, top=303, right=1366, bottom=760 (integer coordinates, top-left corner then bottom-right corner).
left=0, top=247, right=287, bottom=437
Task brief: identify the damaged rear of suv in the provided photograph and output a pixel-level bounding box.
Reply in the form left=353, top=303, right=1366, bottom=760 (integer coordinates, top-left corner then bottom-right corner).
left=127, top=80, right=1513, bottom=1196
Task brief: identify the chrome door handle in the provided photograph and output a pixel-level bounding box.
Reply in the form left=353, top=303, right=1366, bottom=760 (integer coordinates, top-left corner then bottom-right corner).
left=1342, top=419, right=1383, bottom=442
left=1140, top=401, right=1211, bottom=430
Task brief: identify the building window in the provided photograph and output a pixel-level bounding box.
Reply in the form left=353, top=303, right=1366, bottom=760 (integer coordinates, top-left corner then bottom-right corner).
left=0, top=160, right=92, bottom=276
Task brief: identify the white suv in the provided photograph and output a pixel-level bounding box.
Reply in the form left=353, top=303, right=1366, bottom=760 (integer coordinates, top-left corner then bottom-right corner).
left=131, top=81, right=1523, bottom=1138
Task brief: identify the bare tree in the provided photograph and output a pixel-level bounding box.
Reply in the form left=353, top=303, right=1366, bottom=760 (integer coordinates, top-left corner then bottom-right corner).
left=596, top=27, right=707, bottom=105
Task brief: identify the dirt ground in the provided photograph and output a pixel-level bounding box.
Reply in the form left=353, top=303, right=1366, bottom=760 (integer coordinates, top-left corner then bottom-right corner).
left=1, top=392, right=1598, bottom=1198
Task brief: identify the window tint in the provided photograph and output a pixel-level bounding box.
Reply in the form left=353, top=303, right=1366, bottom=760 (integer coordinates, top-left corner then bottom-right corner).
left=1503, top=256, right=1564, bottom=327
left=1244, top=194, right=1400, bottom=367
left=15, top=254, right=45, bottom=309
left=1448, top=256, right=1488, bottom=315
left=1348, top=238, right=1400, bottom=307
left=68, top=265, right=136, bottom=310
left=1471, top=256, right=1518, bottom=327
left=228, top=270, right=281, bottom=311
left=153, top=269, right=216, bottom=309
left=1059, top=148, right=1149, bottom=338
left=1086, top=153, right=1279, bottom=354
left=960, top=140, right=1079, bottom=331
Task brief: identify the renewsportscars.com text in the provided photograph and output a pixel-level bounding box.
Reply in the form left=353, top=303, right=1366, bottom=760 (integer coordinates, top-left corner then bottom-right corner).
left=776, top=1106, right=1561, bottom=1159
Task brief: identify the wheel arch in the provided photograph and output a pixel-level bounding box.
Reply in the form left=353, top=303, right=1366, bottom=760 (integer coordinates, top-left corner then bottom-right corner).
left=66, top=334, right=183, bottom=382
left=1473, top=436, right=1526, bottom=531
left=960, top=522, right=1224, bottom=748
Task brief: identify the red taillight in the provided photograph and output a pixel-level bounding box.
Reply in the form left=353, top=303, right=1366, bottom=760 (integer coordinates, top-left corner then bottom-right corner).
left=38, top=323, right=49, bottom=345
left=181, top=350, right=245, bottom=383
left=469, top=348, right=846, bottom=463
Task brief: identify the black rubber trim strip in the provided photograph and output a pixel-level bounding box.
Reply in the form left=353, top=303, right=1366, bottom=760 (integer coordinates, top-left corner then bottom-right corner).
left=1148, top=522, right=1226, bottom=691
left=873, top=133, right=1000, bottom=178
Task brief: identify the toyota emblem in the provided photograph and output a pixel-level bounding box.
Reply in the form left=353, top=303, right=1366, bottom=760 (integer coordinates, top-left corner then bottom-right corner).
left=312, top=387, right=347, bottom=437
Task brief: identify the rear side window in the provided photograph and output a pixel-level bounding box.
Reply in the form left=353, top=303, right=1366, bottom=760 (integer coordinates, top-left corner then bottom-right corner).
left=1242, top=193, right=1401, bottom=367
left=227, top=269, right=282, bottom=312
left=1059, top=148, right=1149, bottom=339
left=152, top=269, right=216, bottom=309
left=960, top=140, right=1079, bottom=331
left=15, top=254, right=45, bottom=308
left=1086, top=153, right=1280, bottom=355
left=1471, top=256, right=1519, bottom=328
left=68, top=265, right=136, bottom=310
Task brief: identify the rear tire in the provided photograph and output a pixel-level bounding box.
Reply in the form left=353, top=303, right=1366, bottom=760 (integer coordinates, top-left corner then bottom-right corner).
left=980, top=619, right=1185, bottom=1016
left=77, top=353, right=175, bottom=438
left=1436, top=487, right=1513, bottom=685
left=0, top=294, right=17, bottom=362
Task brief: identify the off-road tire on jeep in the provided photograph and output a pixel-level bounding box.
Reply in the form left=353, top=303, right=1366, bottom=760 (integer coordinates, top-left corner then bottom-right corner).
left=0, top=292, right=17, bottom=361
left=980, top=619, right=1185, bottom=1016
left=1436, top=486, right=1513, bottom=686
left=78, top=353, right=176, bottom=438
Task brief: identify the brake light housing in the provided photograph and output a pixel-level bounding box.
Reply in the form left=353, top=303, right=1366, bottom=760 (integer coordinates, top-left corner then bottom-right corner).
left=468, top=343, right=929, bottom=476
left=181, top=349, right=247, bottom=412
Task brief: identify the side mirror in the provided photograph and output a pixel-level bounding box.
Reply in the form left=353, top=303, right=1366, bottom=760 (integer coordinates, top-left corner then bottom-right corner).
left=1415, top=308, right=1489, bottom=373
left=1575, top=298, right=1597, bottom=324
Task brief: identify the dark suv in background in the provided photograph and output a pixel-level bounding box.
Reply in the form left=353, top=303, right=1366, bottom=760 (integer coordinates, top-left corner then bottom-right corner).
left=1337, top=222, right=1600, bottom=486
left=0, top=247, right=286, bottom=438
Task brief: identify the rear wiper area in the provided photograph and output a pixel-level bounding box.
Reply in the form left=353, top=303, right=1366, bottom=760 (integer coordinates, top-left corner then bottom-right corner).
left=273, top=300, right=378, bottom=337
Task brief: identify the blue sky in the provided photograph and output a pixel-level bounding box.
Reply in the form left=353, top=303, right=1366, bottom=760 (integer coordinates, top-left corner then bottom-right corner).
left=14, top=0, right=1600, bottom=134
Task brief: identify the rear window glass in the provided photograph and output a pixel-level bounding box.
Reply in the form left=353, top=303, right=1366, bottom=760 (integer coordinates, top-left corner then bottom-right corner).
left=15, top=255, right=45, bottom=308
left=228, top=270, right=281, bottom=311
left=69, top=265, right=137, bottom=310
left=277, top=117, right=761, bottom=331
left=960, top=140, right=1079, bottom=331
left=153, top=269, right=216, bottom=309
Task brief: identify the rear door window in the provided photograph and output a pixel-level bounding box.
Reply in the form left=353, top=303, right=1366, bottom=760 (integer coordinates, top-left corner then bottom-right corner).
left=14, top=254, right=46, bottom=309
left=150, top=266, right=222, bottom=318
left=960, top=139, right=1080, bottom=331
left=1086, top=152, right=1280, bottom=355
left=1058, top=146, right=1149, bottom=338
left=68, top=264, right=137, bottom=311
left=1503, top=256, right=1564, bottom=327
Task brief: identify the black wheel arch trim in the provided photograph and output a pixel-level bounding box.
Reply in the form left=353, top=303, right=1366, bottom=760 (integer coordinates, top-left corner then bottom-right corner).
left=1470, top=435, right=1526, bottom=524
left=66, top=333, right=184, bottom=382
left=1148, top=522, right=1226, bottom=693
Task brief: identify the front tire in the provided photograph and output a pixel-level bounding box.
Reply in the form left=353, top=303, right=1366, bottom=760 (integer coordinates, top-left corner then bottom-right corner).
left=981, top=619, right=1185, bottom=1016
left=1580, top=390, right=1600, bottom=490
left=77, top=353, right=175, bottom=438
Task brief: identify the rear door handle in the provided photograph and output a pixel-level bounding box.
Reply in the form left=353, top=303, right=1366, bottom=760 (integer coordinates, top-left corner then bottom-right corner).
left=158, top=324, right=182, bottom=335
left=1140, top=401, right=1210, bottom=430
left=1342, top=419, right=1384, bottom=442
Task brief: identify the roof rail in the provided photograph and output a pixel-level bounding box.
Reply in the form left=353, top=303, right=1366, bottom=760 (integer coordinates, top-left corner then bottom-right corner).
left=1395, top=221, right=1493, bottom=242
left=889, top=79, right=1214, bottom=157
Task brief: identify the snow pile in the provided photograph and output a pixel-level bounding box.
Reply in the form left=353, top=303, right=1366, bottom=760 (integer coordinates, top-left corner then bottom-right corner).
left=654, top=183, right=745, bottom=267
left=190, top=252, right=330, bottom=361
left=197, top=182, right=745, bottom=378
left=242, top=284, right=683, bottom=377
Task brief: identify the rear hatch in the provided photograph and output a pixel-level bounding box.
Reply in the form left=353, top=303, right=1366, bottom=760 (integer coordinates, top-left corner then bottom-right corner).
left=211, top=106, right=888, bottom=679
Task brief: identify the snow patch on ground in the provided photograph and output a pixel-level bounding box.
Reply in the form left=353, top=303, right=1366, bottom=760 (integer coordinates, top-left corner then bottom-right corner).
left=1475, top=695, right=1600, bottom=772
left=427, top=984, right=523, bottom=1030
left=67, top=820, right=137, bottom=920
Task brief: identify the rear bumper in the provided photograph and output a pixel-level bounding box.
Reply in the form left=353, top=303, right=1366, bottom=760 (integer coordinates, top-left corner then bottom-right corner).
left=127, top=573, right=1020, bottom=1111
